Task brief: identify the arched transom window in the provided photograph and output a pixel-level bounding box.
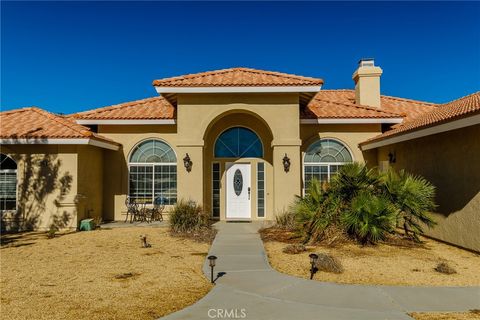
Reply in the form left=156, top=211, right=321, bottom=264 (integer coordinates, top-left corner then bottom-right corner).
left=0, top=154, right=17, bottom=211
left=214, top=127, right=263, bottom=158
left=129, top=140, right=177, bottom=205
left=304, top=139, right=353, bottom=188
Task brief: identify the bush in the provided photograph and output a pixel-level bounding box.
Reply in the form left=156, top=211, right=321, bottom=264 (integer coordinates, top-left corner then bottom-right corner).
left=275, top=210, right=297, bottom=231
left=282, top=244, right=306, bottom=254
left=341, top=191, right=397, bottom=244
left=315, top=253, right=344, bottom=274
left=169, top=199, right=210, bottom=233
left=434, top=262, right=456, bottom=274
left=381, top=169, right=436, bottom=242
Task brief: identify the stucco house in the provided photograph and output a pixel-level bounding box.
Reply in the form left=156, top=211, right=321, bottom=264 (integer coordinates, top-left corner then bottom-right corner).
left=1, top=59, right=479, bottom=251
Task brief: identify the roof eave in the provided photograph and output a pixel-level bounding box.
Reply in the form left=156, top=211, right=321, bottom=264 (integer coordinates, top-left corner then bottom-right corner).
left=360, top=113, right=480, bottom=151
left=154, top=85, right=322, bottom=94
left=301, top=118, right=403, bottom=124
left=0, top=137, right=120, bottom=151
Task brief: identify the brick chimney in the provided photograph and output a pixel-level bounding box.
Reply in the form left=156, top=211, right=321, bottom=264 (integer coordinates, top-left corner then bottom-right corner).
left=352, top=58, right=383, bottom=108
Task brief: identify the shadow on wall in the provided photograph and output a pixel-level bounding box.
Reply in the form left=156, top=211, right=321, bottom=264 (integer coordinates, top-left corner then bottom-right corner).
left=1, top=136, right=74, bottom=231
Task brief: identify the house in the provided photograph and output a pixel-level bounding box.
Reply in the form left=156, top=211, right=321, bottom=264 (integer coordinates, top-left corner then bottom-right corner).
left=1, top=59, right=478, bottom=251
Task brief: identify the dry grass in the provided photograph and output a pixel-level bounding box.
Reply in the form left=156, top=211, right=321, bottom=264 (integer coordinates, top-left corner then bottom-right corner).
left=0, top=227, right=213, bottom=320
left=410, top=310, right=480, bottom=320
left=263, top=234, right=480, bottom=286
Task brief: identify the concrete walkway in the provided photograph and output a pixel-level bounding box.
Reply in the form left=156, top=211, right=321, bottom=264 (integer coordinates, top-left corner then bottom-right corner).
left=163, top=222, right=480, bottom=320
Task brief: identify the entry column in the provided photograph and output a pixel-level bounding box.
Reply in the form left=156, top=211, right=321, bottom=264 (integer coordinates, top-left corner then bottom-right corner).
left=176, top=141, right=204, bottom=204
left=272, top=140, right=301, bottom=215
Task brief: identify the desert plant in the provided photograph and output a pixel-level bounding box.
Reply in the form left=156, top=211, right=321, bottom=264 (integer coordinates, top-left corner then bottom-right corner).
left=382, top=169, right=437, bottom=242
left=314, top=253, right=344, bottom=274
left=282, top=244, right=307, bottom=254
left=434, top=261, right=456, bottom=274
left=293, top=179, right=342, bottom=243
left=330, top=162, right=380, bottom=202
left=275, top=210, right=297, bottom=231
left=169, top=199, right=210, bottom=233
left=46, top=224, right=58, bottom=239
left=341, top=191, right=397, bottom=244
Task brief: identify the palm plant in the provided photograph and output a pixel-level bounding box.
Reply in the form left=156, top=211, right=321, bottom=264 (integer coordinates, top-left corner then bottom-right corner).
left=341, top=191, right=397, bottom=244
left=381, top=169, right=437, bottom=242
left=329, top=163, right=381, bottom=202
left=293, top=178, right=342, bottom=243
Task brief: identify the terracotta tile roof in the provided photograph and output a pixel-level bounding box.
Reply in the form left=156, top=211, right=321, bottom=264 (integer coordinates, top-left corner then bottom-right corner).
left=0, top=107, right=120, bottom=146
left=304, top=90, right=436, bottom=121
left=72, top=96, right=175, bottom=120
left=360, top=91, right=480, bottom=146
left=303, top=93, right=401, bottom=119
left=152, top=67, right=324, bottom=87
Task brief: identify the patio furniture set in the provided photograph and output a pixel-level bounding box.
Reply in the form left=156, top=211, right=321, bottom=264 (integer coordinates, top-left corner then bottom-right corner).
left=124, top=196, right=164, bottom=223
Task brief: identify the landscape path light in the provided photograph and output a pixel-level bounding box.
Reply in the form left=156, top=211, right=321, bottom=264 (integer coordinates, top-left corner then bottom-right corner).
left=309, top=253, right=319, bottom=280
left=207, top=255, right=217, bottom=284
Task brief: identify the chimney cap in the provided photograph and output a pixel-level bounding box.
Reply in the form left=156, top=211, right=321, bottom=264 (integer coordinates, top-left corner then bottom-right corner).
left=358, top=58, right=375, bottom=67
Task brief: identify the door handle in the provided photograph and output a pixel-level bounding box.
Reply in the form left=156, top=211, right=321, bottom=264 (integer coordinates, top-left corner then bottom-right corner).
left=248, top=187, right=251, bottom=200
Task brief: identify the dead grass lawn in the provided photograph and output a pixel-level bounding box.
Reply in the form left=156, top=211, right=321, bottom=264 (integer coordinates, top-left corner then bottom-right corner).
left=263, top=234, right=480, bottom=286
left=410, top=310, right=480, bottom=320
left=1, top=227, right=212, bottom=320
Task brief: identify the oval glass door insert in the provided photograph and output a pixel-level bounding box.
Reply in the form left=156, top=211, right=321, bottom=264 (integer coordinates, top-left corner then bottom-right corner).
left=233, top=169, right=243, bottom=196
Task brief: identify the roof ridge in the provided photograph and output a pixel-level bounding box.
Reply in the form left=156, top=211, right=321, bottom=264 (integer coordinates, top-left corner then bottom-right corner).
left=440, top=91, right=480, bottom=106
left=153, top=67, right=323, bottom=85
left=311, top=97, right=402, bottom=117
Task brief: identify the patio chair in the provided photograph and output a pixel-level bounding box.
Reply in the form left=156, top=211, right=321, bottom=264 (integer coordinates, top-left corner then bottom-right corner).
left=124, top=196, right=139, bottom=223
left=151, top=197, right=165, bottom=222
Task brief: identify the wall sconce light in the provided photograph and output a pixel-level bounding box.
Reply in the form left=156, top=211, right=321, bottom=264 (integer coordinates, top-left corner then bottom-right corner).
left=282, top=153, right=291, bottom=172
left=388, top=151, right=396, bottom=164
left=183, top=153, right=192, bottom=172
left=207, top=255, right=217, bottom=284
left=309, top=253, right=319, bottom=280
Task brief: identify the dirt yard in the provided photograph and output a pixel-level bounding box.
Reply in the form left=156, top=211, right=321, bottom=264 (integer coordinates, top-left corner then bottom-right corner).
left=262, top=230, right=480, bottom=286
left=410, top=311, right=480, bottom=320
left=0, top=227, right=212, bottom=320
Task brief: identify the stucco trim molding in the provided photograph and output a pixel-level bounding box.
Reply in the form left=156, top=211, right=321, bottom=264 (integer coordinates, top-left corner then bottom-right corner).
left=300, top=118, right=403, bottom=124
left=75, top=119, right=176, bottom=125
left=0, top=138, right=120, bottom=151
left=360, top=114, right=480, bottom=150
left=155, top=86, right=322, bottom=94
left=271, top=139, right=302, bottom=147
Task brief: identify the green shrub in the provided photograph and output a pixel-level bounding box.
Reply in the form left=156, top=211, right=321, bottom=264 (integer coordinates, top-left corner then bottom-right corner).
left=293, top=179, right=342, bottom=244
left=381, top=169, right=436, bottom=242
left=341, top=191, right=397, bottom=244
left=169, top=200, right=210, bottom=233
left=330, top=162, right=380, bottom=202
left=275, top=210, right=297, bottom=231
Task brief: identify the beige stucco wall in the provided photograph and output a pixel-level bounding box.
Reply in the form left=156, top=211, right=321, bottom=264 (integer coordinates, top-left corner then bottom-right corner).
left=371, top=124, right=480, bottom=252
left=1, top=144, right=88, bottom=231
left=77, top=145, right=104, bottom=223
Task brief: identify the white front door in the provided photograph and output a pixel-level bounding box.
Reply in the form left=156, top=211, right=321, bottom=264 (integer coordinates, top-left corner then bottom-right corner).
left=226, top=163, right=251, bottom=219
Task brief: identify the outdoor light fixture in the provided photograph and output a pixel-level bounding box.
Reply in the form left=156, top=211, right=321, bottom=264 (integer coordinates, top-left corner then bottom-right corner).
left=183, top=153, right=192, bottom=172
left=309, top=253, right=319, bottom=280
left=282, top=153, right=291, bottom=172
left=207, top=255, right=217, bottom=284
left=388, top=151, right=396, bottom=164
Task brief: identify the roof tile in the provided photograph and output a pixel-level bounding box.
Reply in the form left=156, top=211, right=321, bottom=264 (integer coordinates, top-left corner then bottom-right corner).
left=152, top=67, right=324, bottom=87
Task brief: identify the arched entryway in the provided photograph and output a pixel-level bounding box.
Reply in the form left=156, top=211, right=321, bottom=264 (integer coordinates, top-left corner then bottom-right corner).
left=203, top=111, right=274, bottom=220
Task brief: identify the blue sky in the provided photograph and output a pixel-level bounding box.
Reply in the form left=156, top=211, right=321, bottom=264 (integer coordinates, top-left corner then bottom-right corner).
left=1, top=1, right=479, bottom=114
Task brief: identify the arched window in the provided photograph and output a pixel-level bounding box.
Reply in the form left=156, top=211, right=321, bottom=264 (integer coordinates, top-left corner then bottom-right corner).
left=129, top=140, right=177, bottom=205
left=304, top=139, right=353, bottom=188
left=214, top=127, right=263, bottom=158
left=0, top=154, right=17, bottom=211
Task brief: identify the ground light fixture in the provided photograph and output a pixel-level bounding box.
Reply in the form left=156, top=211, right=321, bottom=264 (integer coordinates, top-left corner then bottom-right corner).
left=207, top=255, right=217, bottom=284
left=309, top=253, right=319, bottom=280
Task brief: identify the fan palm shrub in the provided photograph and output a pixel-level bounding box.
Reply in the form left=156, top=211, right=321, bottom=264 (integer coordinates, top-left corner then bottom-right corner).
left=341, top=191, right=397, bottom=244
left=292, top=178, right=342, bottom=243
left=381, top=169, right=436, bottom=242
left=329, top=162, right=381, bottom=202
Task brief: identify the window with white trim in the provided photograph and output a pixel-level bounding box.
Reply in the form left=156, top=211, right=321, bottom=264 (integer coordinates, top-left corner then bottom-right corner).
left=303, top=139, right=352, bottom=189
left=129, top=140, right=177, bottom=205
left=0, top=154, right=17, bottom=211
